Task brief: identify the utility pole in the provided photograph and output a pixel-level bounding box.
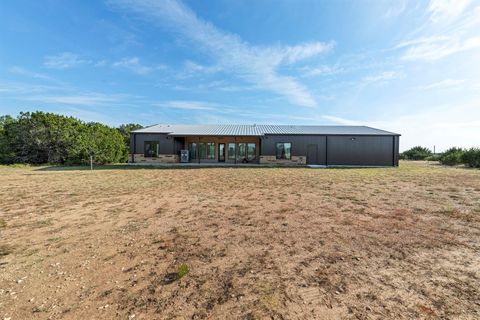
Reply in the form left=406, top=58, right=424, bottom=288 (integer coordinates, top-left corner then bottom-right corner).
left=90, top=155, right=93, bottom=170
left=433, top=145, right=436, bottom=154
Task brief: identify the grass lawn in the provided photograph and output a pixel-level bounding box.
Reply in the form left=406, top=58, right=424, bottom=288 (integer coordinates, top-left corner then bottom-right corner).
left=0, top=161, right=479, bottom=319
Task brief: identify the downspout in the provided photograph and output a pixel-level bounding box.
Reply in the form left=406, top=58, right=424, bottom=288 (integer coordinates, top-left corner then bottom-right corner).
left=325, top=136, right=328, bottom=167
left=234, top=136, right=237, bottom=165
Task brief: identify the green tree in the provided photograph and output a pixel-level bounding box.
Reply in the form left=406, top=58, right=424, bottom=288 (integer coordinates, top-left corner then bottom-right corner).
left=67, top=122, right=127, bottom=165
left=0, top=115, right=15, bottom=163
left=401, top=146, right=432, bottom=160
left=117, top=123, right=143, bottom=146
left=117, top=123, right=143, bottom=161
left=0, top=111, right=128, bottom=165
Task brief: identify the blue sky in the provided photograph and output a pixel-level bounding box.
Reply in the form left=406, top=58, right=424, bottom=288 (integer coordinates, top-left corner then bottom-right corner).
left=1, top=0, right=479, bottom=151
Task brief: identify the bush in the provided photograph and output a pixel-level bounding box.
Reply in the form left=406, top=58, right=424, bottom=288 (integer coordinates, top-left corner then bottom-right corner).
left=426, top=154, right=441, bottom=161
left=439, top=147, right=464, bottom=166
left=401, top=146, right=432, bottom=160
left=462, top=148, right=480, bottom=168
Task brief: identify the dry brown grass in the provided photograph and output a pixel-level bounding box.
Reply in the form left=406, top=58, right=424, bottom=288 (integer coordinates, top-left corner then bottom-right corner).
left=0, top=161, right=479, bottom=319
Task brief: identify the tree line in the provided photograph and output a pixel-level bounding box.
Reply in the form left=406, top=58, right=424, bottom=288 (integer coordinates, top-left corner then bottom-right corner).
left=0, top=111, right=142, bottom=165
left=401, top=146, right=480, bottom=168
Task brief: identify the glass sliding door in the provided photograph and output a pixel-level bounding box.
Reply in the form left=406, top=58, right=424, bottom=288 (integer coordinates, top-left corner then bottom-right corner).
left=206, top=142, right=215, bottom=160
left=237, top=143, right=246, bottom=162
left=227, top=143, right=236, bottom=161
left=218, top=143, right=225, bottom=162
left=188, top=142, right=197, bottom=161
left=247, top=143, right=256, bottom=161
left=198, top=143, right=206, bottom=159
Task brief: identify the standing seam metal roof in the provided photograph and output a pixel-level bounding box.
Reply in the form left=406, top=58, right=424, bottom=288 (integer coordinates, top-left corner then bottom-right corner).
left=132, top=124, right=400, bottom=136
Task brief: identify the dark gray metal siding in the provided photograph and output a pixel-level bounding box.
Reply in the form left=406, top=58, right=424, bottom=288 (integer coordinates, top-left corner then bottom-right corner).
left=326, top=136, right=394, bottom=166
left=393, top=136, right=400, bottom=166
left=261, top=135, right=327, bottom=164
left=260, top=134, right=397, bottom=166
left=132, top=133, right=175, bottom=154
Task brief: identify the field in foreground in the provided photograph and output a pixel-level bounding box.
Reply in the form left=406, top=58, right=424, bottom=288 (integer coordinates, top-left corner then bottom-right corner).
left=0, top=162, right=479, bottom=319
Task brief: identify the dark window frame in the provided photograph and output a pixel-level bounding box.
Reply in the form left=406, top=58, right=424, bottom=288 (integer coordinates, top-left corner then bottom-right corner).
left=276, top=142, right=292, bottom=160
left=144, top=141, right=160, bottom=157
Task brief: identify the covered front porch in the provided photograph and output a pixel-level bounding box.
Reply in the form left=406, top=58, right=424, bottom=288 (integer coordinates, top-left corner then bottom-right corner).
left=176, top=136, right=261, bottom=164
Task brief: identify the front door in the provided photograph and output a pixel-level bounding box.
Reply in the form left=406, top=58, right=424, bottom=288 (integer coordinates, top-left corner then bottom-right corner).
left=218, top=143, right=225, bottom=162
left=307, top=144, right=318, bottom=165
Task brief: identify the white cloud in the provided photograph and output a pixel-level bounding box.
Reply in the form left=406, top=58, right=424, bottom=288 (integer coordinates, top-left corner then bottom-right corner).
left=112, top=57, right=151, bottom=75
left=301, top=65, right=341, bottom=77
left=153, top=100, right=240, bottom=113
left=8, top=66, right=54, bottom=81
left=43, top=52, right=88, bottom=69
left=113, top=0, right=334, bottom=107
left=398, top=1, right=480, bottom=61
left=428, top=0, right=473, bottom=23
left=21, top=94, right=120, bottom=106
left=154, top=100, right=217, bottom=110
left=383, top=0, right=407, bottom=19
left=418, top=78, right=465, bottom=90
left=281, top=42, right=334, bottom=64
left=401, top=36, right=480, bottom=61
left=363, top=70, right=403, bottom=83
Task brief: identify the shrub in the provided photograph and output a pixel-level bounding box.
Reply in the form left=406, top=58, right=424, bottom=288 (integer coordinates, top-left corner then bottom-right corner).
left=439, top=147, right=464, bottom=166
left=401, top=146, right=432, bottom=160
left=177, top=263, right=189, bottom=278
left=462, top=148, right=480, bottom=168
left=426, top=154, right=441, bottom=161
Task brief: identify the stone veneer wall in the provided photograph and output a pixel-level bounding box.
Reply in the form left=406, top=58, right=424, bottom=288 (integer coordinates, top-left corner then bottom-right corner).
left=129, top=153, right=179, bottom=163
left=259, top=155, right=306, bottom=165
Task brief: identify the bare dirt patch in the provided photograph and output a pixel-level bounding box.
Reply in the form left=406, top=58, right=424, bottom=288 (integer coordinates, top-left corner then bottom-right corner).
left=1, top=161, right=479, bottom=319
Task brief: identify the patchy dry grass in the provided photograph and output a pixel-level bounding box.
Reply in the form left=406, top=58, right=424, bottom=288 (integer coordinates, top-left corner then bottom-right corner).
left=0, top=161, right=479, bottom=319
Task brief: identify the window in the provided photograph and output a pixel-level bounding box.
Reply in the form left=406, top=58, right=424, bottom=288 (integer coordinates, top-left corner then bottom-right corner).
left=144, top=141, right=159, bottom=157
left=228, top=143, right=236, bottom=160
left=276, top=142, right=291, bottom=160
left=207, top=142, right=215, bottom=160
left=188, top=143, right=197, bottom=160
left=247, top=143, right=256, bottom=160
left=198, top=143, right=206, bottom=159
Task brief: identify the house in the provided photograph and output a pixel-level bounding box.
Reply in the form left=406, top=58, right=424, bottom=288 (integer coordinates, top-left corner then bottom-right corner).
left=129, top=124, right=400, bottom=166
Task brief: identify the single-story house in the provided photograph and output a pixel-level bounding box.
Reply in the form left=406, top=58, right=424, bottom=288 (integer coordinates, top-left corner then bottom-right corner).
left=129, top=124, right=400, bottom=166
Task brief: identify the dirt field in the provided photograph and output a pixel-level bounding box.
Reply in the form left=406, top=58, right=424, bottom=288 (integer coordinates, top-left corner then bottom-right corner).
left=1, top=161, right=479, bottom=319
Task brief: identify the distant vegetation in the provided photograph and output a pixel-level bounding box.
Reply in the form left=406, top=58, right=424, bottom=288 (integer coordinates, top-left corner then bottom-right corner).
left=401, top=146, right=480, bottom=168
left=0, top=111, right=142, bottom=165
left=400, top=146, right=432, bottom=161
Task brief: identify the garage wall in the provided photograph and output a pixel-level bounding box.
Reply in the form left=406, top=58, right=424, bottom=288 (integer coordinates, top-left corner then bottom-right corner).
left=327, top=136, right=394, bottom=166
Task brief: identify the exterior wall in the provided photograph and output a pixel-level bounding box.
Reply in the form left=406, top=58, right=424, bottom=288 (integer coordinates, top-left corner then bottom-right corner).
left=327, top=135, right=395, bottom=166
left=130, top=153, right=179, bottom=163
left=259, top=155, right=306, bottom=165
left=130, top=133, right=175, bottom=155
left=393, top=136, right=400, bottom=166
left=260, top=135, right=327, bottom=165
